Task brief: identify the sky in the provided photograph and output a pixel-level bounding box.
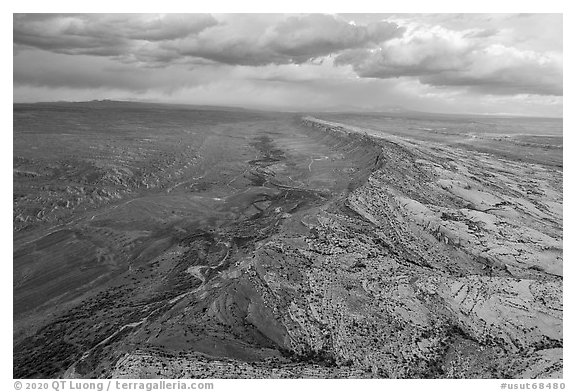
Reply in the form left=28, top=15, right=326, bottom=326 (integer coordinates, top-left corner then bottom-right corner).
left=13, top=13, right=563, bottom=117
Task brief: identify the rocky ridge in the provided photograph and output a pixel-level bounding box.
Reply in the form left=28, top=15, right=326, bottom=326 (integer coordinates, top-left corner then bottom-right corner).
left=110, top=116, right=562, bottom=378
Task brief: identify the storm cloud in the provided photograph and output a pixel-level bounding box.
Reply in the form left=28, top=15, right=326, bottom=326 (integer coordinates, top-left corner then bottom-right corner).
left=13, top=13, right=563, bottom=117
left=334, top=23, right=562, bottom=96
left=14, top=14, right=218, bottom=58
left=14, top=13, right=404, bottom=66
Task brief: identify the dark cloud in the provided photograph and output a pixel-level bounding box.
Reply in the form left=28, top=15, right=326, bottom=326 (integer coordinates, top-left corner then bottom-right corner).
left=335, top=26, right=562, bottom=96
left=12, top=14, right=563, bottom=116
left=334, top=31, right=472, bottom=79
left=157, top=14, right=403, bottom=66
left=13, top=13, right=403, bottom=67
left=13, top=14, right=218, bottom=56
left=419, top=65, right=563, bottom=96
left=264, top=14, right=403, bottom=63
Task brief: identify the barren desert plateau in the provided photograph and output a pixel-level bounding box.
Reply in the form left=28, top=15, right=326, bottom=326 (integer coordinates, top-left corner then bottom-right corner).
left=13, top=101, right=562, bottom=378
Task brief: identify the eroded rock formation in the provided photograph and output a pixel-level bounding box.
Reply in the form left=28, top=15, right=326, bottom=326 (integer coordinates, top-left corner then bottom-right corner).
left=14, top=106, right=561, bottom=379
left=111, top=117, right=562, bottom=378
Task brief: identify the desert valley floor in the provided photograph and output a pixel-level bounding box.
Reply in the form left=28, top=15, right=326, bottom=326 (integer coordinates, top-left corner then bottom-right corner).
left=13, top=102, right=562, bottom=378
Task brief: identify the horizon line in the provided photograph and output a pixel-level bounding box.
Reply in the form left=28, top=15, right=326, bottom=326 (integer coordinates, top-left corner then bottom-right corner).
left=12, top=98, right=563, bottom=120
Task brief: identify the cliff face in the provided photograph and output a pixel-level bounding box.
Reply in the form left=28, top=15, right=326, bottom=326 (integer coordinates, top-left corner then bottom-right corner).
left=110, top=117, right=561, bottom=379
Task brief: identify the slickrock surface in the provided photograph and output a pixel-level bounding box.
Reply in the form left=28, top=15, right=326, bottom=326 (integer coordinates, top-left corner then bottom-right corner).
left=111, top=118, right=561, bottom=379
left=14, top=104, right=562, bottom=379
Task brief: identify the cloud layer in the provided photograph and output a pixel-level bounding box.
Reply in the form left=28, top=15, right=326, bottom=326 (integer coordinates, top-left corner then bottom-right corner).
left=334, top=23, right=562, bottom=96
left=13, top=13, right=563, bottom=116
left=14, top=14, right=403, bottom=66
left=14, top=14, right=218, bottom=56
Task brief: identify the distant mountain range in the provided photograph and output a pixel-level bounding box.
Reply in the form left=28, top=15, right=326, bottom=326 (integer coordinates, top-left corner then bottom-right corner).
left=14, top=99, right=254, bottom=113
left=13, top=99, right=562, bottom=120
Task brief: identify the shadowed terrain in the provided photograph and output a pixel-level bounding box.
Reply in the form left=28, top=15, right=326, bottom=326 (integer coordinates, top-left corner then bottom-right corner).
left=13, top=102, right=562, bottom=378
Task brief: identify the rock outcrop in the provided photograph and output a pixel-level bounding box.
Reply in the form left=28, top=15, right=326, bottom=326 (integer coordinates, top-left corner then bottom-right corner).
left=110, top=117, right=562, bottom=378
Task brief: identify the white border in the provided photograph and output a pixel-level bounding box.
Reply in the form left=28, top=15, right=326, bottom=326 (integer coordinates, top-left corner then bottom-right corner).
left=4, top=2, right=571, bottom=391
